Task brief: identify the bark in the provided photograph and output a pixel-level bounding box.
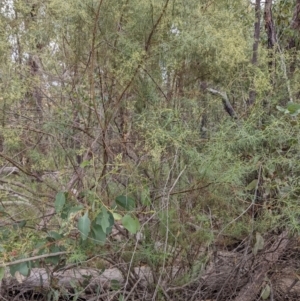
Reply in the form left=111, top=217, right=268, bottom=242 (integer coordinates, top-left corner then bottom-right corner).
left=28, top=4, right=43, bottom=123
left=207, top=88, right=238, bottom=119
left=289, top=0, right=300, bottom=76
left=264, top=0, right=276, bottom=112
left=248, top=0, right=261, bottom=106
left=264, top=0, right=276, bottom=49
left=291, top=0, right=300, bottom=31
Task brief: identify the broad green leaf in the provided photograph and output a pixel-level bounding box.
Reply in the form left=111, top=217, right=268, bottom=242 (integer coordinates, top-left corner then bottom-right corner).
left=277, top=103, right=300, bottom=116
left=122, top=214, right=140, bottom=234
left=261, top=284, right=271, bottom=300
left=287, top=102, right=300, bottom=114
left=96, top=209, right=114, bottom=234
left=68, top=205, right=84, bottom=216
left=80, top=160, right=90, bottom=168
left=276, top=105, right=286, bottom=112
left=55, top=192, right=66, bottom=213
left=0, top=267, right=5, bottom=281
left=98, top=207, right=110, bottom=232
left=111, top=279, right=121, bottom=290
left=10, top=262, right=29, bottom=277
left=18, top=220, right=26, bottom=228
left=13, top=220, right=26, bottom=229
left=45, top=245, right=62, bottom=265
left=113, top=212, right=122, bottom=221
left=78, top=211, right=91, bottom=241
left=246, top=179, right=258, bottom=191
left=81, top=274, right=92, bottom=287
left=91, top=223, right=106, bottom=245
left=60, top=203, right=72, bottom=220
left=46, top=231, right=62, bottom=241
left=18, top=262, right=30, bottom=276
left=115, top=195, right=135, bottom=211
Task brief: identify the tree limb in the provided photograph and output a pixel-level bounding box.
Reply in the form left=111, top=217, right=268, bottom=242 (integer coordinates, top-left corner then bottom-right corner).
left=207, top=88, right=238, bottom=119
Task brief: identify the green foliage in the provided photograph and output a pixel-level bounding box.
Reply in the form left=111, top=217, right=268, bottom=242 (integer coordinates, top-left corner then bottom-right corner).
left=54, top=192, right=66, bottom=213
left=1, top=0, right=300, bottom=299
left=115, top=195, right=136, bottom=211
left=0, top=267, right=5, bottom=281
left=95, top=208, right=114, bottom=234
left=122, top=214, right=140, bottom=234
left=261, top=283, right=271, bottom=300
left=77, top=211, right=91, bottom=241
left=277, top=102, right=300, bottom=116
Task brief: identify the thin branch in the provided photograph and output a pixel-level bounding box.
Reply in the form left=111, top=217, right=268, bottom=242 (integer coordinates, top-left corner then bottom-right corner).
left=152, top=151, right=186, bottom=301
left=0, top=252, right=69, bottom=268
left=207, top=88, right=238, bottom=119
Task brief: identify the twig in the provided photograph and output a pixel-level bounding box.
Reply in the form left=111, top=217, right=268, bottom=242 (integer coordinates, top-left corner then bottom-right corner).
left=124, top=277, right=141, bottom=301
left=152, top=150, right=186, bottom=300
left=217, top=164, right=262, bottom=240
left=0, top=252, right=69, bottom=267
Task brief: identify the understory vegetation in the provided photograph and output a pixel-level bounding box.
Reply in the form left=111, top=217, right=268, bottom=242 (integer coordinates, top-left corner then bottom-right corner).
left=1, top=0, right=300, bottom=300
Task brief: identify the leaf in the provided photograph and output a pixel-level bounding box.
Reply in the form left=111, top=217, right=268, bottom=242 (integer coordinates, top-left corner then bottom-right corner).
left=55, top=192, right=66, bottom=213
left=0, top=267, right=5, bottom=281
left=68, top=205, right=84, bottom=216
left=261, top=284, right=271, bottom=300
left=111, top=279, right=121, bottom=290
left=80, top=160, right=90, bottom=168
left=60, top=202, right=72, bottom=220
left=10, top=262, right=29, bottom=277
left=276, top=105, right=286, bottom=112
left=78, top=211, right=91, bottom=241
left=81, top=274, right=92, bottom=287
left=253, top=232, right=264, bottom=256
left=46, top=231, right=62, bottom=242
left=96, top=209, right=114, bottom=235
left=115, top=195, right=135, bottom=211
left=277, top=103, right=300, bottom=116
left=13, top=220, right=26, bottom=229
left=246, top=179, right=258, bottom=191
left=91, top=223, right=106, bottom=245
left=45, top=245, right=62, bottom=265
left=18, top=220, right=26, bottom=228
left=122, top=214, right=140, bottom=234
left=18, top=262, right=30, bottom=276
left=287, top=102, right=300, bottom=114
left=113, top=212, right=122, bottom=221
left=98, top=207, right=110, bottom=232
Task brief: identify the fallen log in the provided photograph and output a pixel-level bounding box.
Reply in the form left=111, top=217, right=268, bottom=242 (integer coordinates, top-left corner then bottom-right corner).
left=2, top=231, right=300, bottom=301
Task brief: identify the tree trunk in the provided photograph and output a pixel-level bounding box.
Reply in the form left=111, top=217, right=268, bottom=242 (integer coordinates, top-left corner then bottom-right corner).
left=264, top=0, right=276, bottom=49
left=248, top=0, right=261, bottom=106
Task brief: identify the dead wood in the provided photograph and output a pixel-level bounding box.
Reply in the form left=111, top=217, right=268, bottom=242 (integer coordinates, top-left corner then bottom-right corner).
left=2, top=232, right=300, bottom=301
left=234, top=231, right=290, bottom=301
